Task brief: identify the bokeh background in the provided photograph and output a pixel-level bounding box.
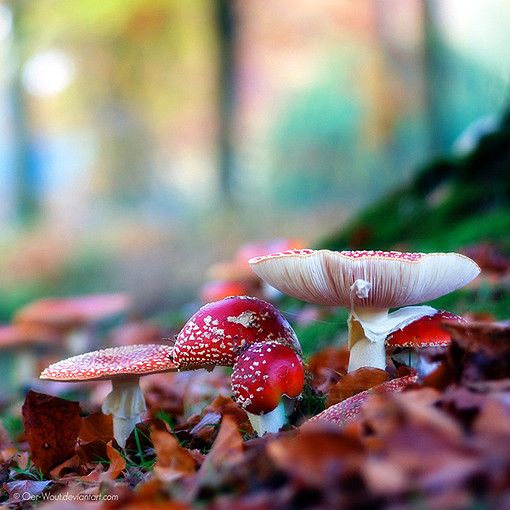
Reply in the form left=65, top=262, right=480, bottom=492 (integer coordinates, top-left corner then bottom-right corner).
left=1, top=0, right=510, bottom=320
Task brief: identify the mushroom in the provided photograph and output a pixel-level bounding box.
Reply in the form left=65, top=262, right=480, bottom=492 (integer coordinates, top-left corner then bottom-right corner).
left=172, top=295, right=301, bottom=371
left=231, top=340, right=304, bottom=435
left=249, top=249, right=480, bottom=372
left=15, top=293, right=131, bottom=354
left=40, top=344, right=177, bottom=447
left=0, top=324, right=61, bottom=395
left=310, top=372, right=418, bottom=426
left=386, top=310, right=466, bottom=376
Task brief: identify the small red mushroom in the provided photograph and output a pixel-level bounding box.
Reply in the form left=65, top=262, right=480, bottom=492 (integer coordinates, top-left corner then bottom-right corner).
left=386, top=310, right=466, bottom=375
left=40, top=344, right=177, bottom=447
left=172, top=296, right=301, bottom=371
left=231, top=341, right=304, bottom=435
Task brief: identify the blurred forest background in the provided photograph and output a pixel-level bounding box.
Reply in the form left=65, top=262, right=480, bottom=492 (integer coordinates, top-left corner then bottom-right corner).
left=1, top=0, right=510, bottom=321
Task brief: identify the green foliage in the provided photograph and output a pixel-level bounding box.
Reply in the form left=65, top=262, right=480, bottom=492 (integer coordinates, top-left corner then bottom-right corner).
left=290, top=306, right=348, bottom=357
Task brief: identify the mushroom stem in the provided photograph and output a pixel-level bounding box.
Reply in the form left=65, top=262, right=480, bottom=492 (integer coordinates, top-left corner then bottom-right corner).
left=246, top=396, right=294, bottom=436
left=102, top=377, right=146, bottom=448
left=347, top=305, right=437, bottom=372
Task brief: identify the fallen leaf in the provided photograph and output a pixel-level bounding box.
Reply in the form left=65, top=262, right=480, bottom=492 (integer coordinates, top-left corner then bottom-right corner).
left=3, top=479, right=50, bottom=501
left=326, top=367, right=390, bottom=407
left=85, top=440, right=125, bottom=481
left=21, top=390, right=81, bottom=475
left=79, top=412, right=113, bottom=443
left=267, top=421, right=363, bottom=487
left=203, top=394, right=252, bottom=431
left=124, top=418, right=170, bottom=453
left=189, top=412, right=222, bottom=441
left=152, top=430, right=197, bottom=482
left=307, top=346, right=350, bottom=392
left=199, top=415, right=244, bottom=471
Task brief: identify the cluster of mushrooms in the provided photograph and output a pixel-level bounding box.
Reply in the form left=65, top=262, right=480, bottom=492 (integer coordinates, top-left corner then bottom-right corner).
left=40, top=249, right=481, bottom=447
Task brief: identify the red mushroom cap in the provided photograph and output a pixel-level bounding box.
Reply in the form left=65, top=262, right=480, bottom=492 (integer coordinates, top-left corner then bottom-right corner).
left=385, top=310, right=466, bottom=348
left=15, top=293, right=131, bottom=331
left=40, top=344, right=177, bottom=381
left=173, top=296, right=301, bottom=370
left=231, top=341, right=304, bottom=415
left=200, top=280, right=250, bottom=303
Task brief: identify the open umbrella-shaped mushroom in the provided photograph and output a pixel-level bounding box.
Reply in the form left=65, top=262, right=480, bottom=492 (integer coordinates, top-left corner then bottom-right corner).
left=172, top=295, right=301, bottom=371
left=231, top=340, right=304, bottom=435
left=40, top=344, right=177, bottom=447
left=250, top=249, right=480, bottom=372
left=15, top=293, right=131, bottom=355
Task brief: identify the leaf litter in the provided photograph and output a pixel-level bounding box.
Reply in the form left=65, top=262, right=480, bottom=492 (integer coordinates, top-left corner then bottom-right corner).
left=3, top=264, right=510, bottom=507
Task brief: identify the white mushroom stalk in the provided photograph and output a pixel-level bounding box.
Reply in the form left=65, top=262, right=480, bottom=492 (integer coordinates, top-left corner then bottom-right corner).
left=245, top=395, right=296, bottom=437
left=102, top=377, right=147, bottom=448
left=250, top=249, right=481, bottom=372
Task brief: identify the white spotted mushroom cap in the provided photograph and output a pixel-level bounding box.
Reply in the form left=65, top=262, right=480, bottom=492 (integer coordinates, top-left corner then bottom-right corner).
left=173, top=296, right=301, bottom=370
left=40, top=344, right=177, bottom=381
left=231, top=340, right=304, bottom=415
left=249, top=249, right=481, bottom=309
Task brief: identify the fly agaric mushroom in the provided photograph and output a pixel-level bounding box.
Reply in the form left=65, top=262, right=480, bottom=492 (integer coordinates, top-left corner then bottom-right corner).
left=40, top=344, right=177, bottom=447
left=172, top=296, right=301, bottom=371
left=386, top=310, right=466, bottom=376
left=231, top=341, right=304, bottom=435
left=15, top=293, right=131, bottom=354
left=310, top=372, right=418, bottom=426
left=249, top=249, right=480, bottom=372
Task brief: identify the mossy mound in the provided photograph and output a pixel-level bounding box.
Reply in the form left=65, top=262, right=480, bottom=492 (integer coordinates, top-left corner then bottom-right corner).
left=321, top=111, right=510, bottom=253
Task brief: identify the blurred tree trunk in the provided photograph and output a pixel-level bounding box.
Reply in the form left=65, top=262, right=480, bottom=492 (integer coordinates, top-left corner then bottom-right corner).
left=10, top=0, right=38, bottom=225
left=215, top=0, right=236, bottom=201
left=422, top=0, right=450, bottom=155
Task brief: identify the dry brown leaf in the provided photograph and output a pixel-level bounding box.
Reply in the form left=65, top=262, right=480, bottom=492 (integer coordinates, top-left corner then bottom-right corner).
left=199, top=415, right=244, bottom=472
left=84, top=440, right=125, bottom=481
left=79, top=412, right=113, bottom=443
left=307, top=346, right=350, bottom=392
left=50, top=454, right=84, bottom=479
left=152, top=429, right=197, bottom=482
left=326, top=367, right=391, bottom=407
left=203, top=394, right=252, bottom=431
left=21, top=390, right=81, bottom=475
left=267, top=421, right=363, bottom=486
left=124, top=418, right=170, bottom=453
left=189, top=411, right=222, bottom=441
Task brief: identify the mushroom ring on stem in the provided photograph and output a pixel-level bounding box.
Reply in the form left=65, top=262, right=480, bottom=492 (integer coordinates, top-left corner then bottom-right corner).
left=250, top=249, right=480, bottom=372
left=173, top=295, right=301, bottom=371
left=40, top=344, right=177, bottom=448
left=231, top=341, right=304, bottom=436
